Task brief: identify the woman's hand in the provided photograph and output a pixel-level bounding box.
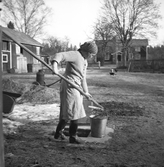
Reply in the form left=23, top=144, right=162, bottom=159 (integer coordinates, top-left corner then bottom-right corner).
left=85, top=92, right=92, bottom=100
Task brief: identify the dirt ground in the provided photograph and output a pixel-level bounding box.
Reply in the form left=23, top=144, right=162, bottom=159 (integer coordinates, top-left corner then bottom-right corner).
left=2, top=67, right=164, bottom=167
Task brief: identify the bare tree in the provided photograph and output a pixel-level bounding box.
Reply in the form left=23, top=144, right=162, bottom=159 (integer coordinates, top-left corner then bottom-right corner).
left=101, top=0, right=161, bottom=66
left=93, top=18, right=115, bottom=65
left=2, top=0, right=51, bottom=38
left=42, top=36, right=76, bottom=55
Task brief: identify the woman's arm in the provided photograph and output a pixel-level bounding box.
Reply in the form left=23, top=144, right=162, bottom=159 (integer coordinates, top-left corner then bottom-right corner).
left=81, top=75, right=88, bottom=93
left=81, top=60, right=92, bottom=99
left=81, top=76, right=92, bottom=99
left=52, top=61, right=59, bottom=74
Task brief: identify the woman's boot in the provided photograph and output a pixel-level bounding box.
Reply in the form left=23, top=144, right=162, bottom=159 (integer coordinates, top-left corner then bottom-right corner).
left=54, top=119, right=68, bottom=140
left=69, top=120, right=85, bottom=144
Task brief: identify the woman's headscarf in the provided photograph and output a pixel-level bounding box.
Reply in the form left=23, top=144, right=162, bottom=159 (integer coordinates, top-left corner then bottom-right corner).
left=80, top=41, right=98, bottom=55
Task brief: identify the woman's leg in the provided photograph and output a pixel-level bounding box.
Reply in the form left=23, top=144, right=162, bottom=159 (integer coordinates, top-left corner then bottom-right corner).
left=69, top=119, right=78, bottom=137
left=54, top=119, right=68, bottom=140
left=69, top=119, right=85, bottom=144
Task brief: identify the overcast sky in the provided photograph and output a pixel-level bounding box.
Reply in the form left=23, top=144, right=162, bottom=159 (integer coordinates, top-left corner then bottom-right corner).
left=44, top=0, right=164, bottom=47
left=44, top=0, right=102, bottom=47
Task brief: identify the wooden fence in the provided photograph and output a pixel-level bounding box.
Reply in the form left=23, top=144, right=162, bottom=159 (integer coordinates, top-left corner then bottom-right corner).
left=128, top=59, right=164, bottom=73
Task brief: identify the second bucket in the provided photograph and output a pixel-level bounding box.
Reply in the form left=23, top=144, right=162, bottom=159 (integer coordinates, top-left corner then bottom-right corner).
left=90, top=115, right=107, bottom=138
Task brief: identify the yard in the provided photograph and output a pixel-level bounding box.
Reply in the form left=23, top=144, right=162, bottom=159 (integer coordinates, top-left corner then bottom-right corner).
left=2, top=66, right=164, bottom=167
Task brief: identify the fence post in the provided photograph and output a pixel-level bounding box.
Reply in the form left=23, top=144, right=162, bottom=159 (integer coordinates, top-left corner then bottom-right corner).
left=152, top=60, right=154, bottom=73
left=0, top=29, right=5, bottom=167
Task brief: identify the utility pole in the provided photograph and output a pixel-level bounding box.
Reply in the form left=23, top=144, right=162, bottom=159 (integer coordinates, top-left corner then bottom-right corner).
left=0, top=0, right=5, bottom=166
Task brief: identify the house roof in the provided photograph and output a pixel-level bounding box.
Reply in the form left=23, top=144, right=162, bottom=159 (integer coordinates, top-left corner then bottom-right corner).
left=96, top=38, right=148, bottom=47
left=130, top=39, right=148, bottom=46
left=0, top=26, right=42, bottom=47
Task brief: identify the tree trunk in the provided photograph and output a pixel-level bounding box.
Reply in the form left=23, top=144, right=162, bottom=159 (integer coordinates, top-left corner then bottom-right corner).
left=122, top=47, right=128, bottom=67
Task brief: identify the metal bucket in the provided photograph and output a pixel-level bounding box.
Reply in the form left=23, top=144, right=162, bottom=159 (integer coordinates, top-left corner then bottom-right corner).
left=90, top=115, right=107, bottom=138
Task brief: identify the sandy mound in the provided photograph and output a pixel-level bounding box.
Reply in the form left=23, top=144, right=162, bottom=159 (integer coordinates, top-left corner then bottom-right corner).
left=2, top=77, right=60, bottom=104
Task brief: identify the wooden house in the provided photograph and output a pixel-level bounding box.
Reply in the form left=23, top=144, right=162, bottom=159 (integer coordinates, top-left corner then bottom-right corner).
left=96, top=37, right=148, bottom=67
left=1, top=26, right=42, bottom=73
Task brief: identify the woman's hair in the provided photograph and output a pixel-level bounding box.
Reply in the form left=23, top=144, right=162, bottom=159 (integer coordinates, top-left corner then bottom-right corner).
left=79, top=41, right=98, bottom=55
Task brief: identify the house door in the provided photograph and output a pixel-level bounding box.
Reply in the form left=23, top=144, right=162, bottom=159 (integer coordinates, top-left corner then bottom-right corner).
left=17, top=54, right=27, bottom=73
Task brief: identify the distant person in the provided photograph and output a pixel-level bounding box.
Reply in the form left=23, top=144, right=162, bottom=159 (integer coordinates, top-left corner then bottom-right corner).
left=98, top=61, right=101, bottom=69
left=51, top=41, right=98, bottom=144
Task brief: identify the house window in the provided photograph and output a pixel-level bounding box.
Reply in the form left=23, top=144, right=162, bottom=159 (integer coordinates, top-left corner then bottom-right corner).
left=126, top=55, right=128, bottom=61
left=135, top=53, right=141, bottom=60
left=36, top=47, right=40, bottom=55
left=129, top=53, right=133, bottom=59
left=16, top=44, right=20, bottom=54
left=20, top=47, right=23, bottom=54
left=2, top=41, right=9, bottom=51
left=2, top=54, right=8, bottom=63
left=135, top=46, right=140, bottom=52
left=105, top=52, right=110, bottom=60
